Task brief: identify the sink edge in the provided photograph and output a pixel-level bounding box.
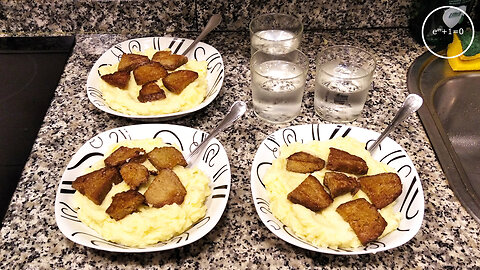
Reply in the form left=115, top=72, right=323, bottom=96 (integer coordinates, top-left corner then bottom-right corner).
left=407, top=51, right=480, bottom=223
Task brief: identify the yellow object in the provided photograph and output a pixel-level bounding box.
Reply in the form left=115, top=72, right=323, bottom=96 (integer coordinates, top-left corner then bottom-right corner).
left=460, top=53, right=480, bottom=61
left=447, top=34, right=480, bottom=71
left=263, top=137, right=402, bottom=249
left=74, top=138, right=211, bottom=247
left=98, top=49, right=208, bottom=116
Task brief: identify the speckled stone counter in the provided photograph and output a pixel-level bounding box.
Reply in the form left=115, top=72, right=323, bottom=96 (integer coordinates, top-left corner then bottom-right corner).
left=0, top=0, right=414, bottom=35
left=1, top=29, right=480, bottom=269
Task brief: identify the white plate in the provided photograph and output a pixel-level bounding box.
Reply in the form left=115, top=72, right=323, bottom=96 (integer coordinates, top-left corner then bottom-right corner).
left=86, top=37, right=224, bottom=121
left=251, top=124, right=424, bottom=255
left=55, top=124, right=231, bottom=252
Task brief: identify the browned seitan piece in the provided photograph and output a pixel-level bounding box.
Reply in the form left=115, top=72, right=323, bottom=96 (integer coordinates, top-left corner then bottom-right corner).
left=117, top=53, right=149, bottom=72
left=104, top=146, right=146, bottom=168
left=359, top=173, right=402, bottom=209
left=120, top=162, right=149, bottom=190
left=287, top=175, right=333, bottom=212
left=144, top=169, right=187, bottom=208
left=147, top=146, right=187, bottom=170
left=101, top=71, right=130, bottom=89
left=151, top=50, right=171, bottom=61
left=72, top=167, right=121, bottom=205
left=137, top=82, right=166, bottom=103
left=323, top=171, right=360, bottom=198
left=162, top=70, right=198, bottom=94
left=133, top=62, right=168, bottom=85
left=326, top=148, right=368, bottom=175
left=286, top=152, right=325, bottom=173
left=336, top=198, right=387, bottom=245
left=152, top=52, right=188, bottom=70
left=106, top=190, right=145, bottom=221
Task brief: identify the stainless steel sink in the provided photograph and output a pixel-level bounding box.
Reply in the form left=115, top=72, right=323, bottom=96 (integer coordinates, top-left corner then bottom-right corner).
left=408, top=51, right=480, bottom=223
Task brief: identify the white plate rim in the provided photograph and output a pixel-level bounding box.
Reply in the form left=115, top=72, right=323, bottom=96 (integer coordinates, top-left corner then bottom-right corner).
left=250, top=123, right=425, bottom=255
left=55, top=123, right=231, bottom=252
left=86, top=36, right=224, bottom=121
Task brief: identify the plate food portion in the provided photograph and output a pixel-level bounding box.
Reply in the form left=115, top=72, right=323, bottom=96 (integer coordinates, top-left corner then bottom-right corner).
left=87, top=37, right=224, bottom=121
left=251, top=124, right=424, bottom=255
left=55, top=124, right=231, bottom=252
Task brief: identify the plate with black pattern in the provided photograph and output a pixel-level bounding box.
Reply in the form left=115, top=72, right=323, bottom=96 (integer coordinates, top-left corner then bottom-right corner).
left=55, top=124, right=231, bottom=252
left=86, top=37, right=224, bottom=121
left=251, top=124, right=424, bottom=255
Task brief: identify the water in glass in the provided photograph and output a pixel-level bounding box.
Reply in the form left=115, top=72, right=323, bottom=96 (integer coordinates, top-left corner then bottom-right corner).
left=251, top=30, right=300, bottom=55
left=252, top=59, right=305, bottom=123
left=314, top=61, right=372, bottom=122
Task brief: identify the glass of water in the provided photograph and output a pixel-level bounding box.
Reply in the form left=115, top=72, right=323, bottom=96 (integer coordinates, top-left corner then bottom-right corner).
left=250, top=49, right=308, bottom=123
left=249, top=13, right=303, bottom=55
left=314, top=46, right=376, bottom=122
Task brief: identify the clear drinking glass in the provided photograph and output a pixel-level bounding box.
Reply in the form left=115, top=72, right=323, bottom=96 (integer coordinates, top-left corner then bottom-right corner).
left=249, top=13, right=303, bottom=55
left=314, top=45, right=376, bottom=122
left=250, top=49, right=308, bottom=123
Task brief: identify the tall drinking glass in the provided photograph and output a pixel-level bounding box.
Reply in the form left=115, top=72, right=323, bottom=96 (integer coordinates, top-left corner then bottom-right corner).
left=314, top=45, right=376, bottom=122
left=249, top=13, right=303, bottom=55
left=250, top=49, right=308, bottom=123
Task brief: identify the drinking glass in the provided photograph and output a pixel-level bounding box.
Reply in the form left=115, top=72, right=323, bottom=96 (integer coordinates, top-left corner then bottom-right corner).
left=249, top=13, right=303, bottom=55
left=250, top=49, right=308, bottom=123
left=314, top=45, right=376, bottom=122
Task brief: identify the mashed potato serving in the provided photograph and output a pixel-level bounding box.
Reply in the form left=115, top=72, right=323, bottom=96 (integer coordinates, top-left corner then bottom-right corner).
left=98, top=49, right=208, bottom=116
left=74, top=138, right=211, bottom=247
left=263, top=137, right=402, bottom=249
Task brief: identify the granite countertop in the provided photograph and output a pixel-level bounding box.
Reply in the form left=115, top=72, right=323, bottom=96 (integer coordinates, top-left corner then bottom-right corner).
left=1, top=29, right=480, bottom=269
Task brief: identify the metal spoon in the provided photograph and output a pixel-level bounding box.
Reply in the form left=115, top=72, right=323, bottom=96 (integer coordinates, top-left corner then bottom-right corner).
left=367, top=94, right=424, bottom=153
left=185, top=101, right=247, bottom=166
left=182, top=14, right=222, bottom=56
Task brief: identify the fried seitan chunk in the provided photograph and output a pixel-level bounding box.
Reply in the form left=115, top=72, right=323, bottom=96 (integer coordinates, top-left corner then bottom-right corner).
left=133, top=62, right=168, bottom=85
left=287, top=175, right=333, bottom=212
left=147, top=146, right=187, bottom=170
left=336, top=198, right=387, bottom=245
left=101, top=71, right=130, bottom=89
left=117, top=53, right=149, bottom=72
left=104, top=146, right=147, bottom=168
left=162, top=70, right=198, bottom=94
left=286, top=152, right=325, bottom=173
left=359, top=173, right=402, bottom=209
left=106, top=190, right=145, bottom=221
left=152, top=52, right=188, bottom=70
left=120, top=162, right=149, bottom=190
left=72, top=167, right=121, bottom=205
left=323, top=171, right=360, bottom=198
left=137, top=82, right=166, bottom=103
left=326, top=148, right=368, bottom=175
left=144, top=168, right=187, bottom=208
left=151, top=50, right=172, bottom=61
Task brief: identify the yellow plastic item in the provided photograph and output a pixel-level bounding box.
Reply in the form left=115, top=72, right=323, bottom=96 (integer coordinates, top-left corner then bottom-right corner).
left=447, top=34, right=480, bottom=71
left=460, top=53, right=480, bottom=61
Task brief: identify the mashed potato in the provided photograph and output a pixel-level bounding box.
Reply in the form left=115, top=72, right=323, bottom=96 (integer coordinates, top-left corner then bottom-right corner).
left=98, top=49, right=208, bottom=116
left=74, top=138, right=211, bottom=247
left=263, top=137, right=402, bottom=248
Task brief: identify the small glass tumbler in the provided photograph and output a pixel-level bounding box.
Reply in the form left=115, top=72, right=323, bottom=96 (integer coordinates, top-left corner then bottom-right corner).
left=314, top=45, right=376, bottom=122
left=249, top=13, right=303, bottom=55
left=250, top=49, right=308, bottom=123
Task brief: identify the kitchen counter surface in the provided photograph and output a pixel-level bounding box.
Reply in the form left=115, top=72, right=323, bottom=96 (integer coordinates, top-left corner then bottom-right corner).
left=1, top=29, right=479, bottom=269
